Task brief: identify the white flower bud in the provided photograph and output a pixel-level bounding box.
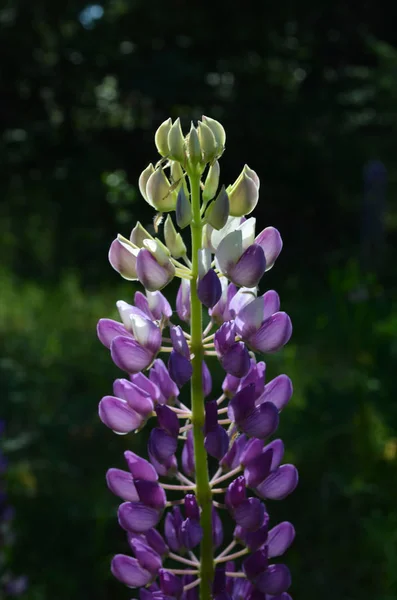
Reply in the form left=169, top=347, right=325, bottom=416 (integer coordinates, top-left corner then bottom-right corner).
left=138, top=164, right=155, bottom=206
left=203, top=160, right=220, bottom=202
left=130, top=222, right=153, bottom=247
left=154, top=118, right=172, bottom=156
left=197, top=121, right=217, bottom=163
left=227, top=165, right=259, bottom=217
left=202, top=115, right=226, bottom=155
left=206, top=185, right=230, bottom=230
left=164, top=215, right=187, bottom=259
left=167, top=118, right=185, bottom=163
left=187, top=124, right=201, bottom=166
left=146, top=167, right=177, bottom=212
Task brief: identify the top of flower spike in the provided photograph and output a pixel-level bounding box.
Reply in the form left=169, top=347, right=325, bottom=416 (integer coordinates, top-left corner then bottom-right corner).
left=154, top=116, right=226, bottom=168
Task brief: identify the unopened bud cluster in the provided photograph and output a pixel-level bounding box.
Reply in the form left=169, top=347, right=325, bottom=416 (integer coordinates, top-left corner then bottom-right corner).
left=97, top=116, right=297, bottom=600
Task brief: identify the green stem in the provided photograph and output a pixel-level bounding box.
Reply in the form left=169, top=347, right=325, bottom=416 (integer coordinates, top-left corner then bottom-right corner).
left=189, top=170, right=214, bottom=600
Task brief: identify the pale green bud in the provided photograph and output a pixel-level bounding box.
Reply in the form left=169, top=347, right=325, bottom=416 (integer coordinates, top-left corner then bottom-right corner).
left=164, top=215, right=187, bottom=259
left=155, top=118, right=172, bottom=157
left=146, top=167, right=177, bottom=212
left=167, top=118, right=185, bottom=163
left=202, top=115, right=226, bottom=155
left=227, top=165, right=259, bottom=217
left=197, top=121, right=217, bottom=163
left=206, top=185, right=229, bottom=230
left=186, top=124, right=201, bottom=166
left=130, top=221, right=154, bottom=247
left=203, top=160, right=220, bottom=202
left=138, top=163, right=155, bottom=206
left=176, top=187, right=192, bottom=229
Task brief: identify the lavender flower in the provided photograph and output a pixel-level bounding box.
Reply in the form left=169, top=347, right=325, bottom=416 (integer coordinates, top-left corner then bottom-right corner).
left=97, top=117, right=297, bottom=599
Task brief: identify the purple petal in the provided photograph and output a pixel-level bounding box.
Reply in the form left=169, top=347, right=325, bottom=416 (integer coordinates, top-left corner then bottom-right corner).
left=229, top=384, right=257, bottom=423
left=181, top=518, right=203, bottom=549
left=137, top=249, right=175, bottom=291
left=226, top=476, right=246, bottom=508
left=237, top=514, right=269, bottom=551
left=164, top=507, right=183, bottom=551
left=147, top=290, right=173, bottom=321
left=108, top=238, right=138, bottom=280
left=156, top=404, right=180, bottom=438
left=205, top=426, right=229, bottom=460
left=243, top=549, right=268, bottom=580
left=197, top=269, right=222, bottom=308
left=238, top=360, right=266, bottom=399
left=182, top=430, right=195, bottom=477
left=255, top=227, right=283, bottom=271
left=150, top=359, right=179, bottom=403
left=124, top=450, right=158, bottom=482
left=233, top=497, right=265, bottom=531
left=267, top=522, right=296, bottom=558
left=255, top=564, right=291, bottom=595
left=257, top=375, right=293, bottom=412
left=235, top=291, right=280, bottom=339
left=248, top=312, right=292, bottom=353
left=111, top=336, right=154, bottom=374
left=106, top=468, right=139, bottom=501
left=168, top=351, right=193, bottom=387
left=213, top=507, right=224, bottom=549
left=210, top=281, right=238, bottom=324
left=148, top=449, right=177, bottom=477
left=240, top=402, right=279, bottom=439
left=222, top=372, right=241, bottom=396
left=240, top=438, right=264, bottom=466
left=256, top=465, right=298, bottom=500
left=129, top=538, right=162, bottom=574
left=244, top=448, right=274, bottom=488
left=228, top=244, right=266, bottom=288
left=145, top=528, right=169, bottom=557
left=202, top=361, right=212, bottom=397
left=111, top=554, right=152, bottom=588
left=221, top=342, right=251, bottom=378
left=134, top=291, right=153, bottom=318
left=97, top=319, right=131, bottom=349
left=184, top=494, right=200, bottom=519
left=229, top=287, right=258, bottom=319
left=170, top=325, right=190, bottom=358
left=221, top=434, right=248, bottom=470
left=134, top=479, right=166, bottom=510
left=118, top=502, right=161, bottom=533
left=263, top=439, right=285, bottom=471
left=176, top=279, right=191, bottom=323
left=159, top=569, right=184, bottom=597
left=214, top=321, right=236, bottom=355
left=148, top=428, right=178, bottom=463
left=130, top=372, right=161, bottom=403
left=130, top=314, right=162, bottom=354
left=98, top=396, right=143, bottom=434
left=113, top=378, right=154, bottom=416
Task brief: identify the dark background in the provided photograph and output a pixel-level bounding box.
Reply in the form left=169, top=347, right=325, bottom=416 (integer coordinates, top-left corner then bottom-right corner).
left=1, top=1, right=397, bottom=598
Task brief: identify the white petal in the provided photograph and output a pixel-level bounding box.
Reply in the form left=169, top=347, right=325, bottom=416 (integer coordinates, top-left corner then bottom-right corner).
left=216, top=230, right=244, bottom=274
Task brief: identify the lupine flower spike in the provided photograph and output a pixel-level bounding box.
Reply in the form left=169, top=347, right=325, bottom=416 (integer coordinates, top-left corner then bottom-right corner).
left=98, top=117, right=297, bottom=600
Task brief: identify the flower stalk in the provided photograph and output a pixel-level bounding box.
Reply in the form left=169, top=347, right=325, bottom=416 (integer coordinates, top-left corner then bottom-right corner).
left=189, top=169, right=214, bottom=600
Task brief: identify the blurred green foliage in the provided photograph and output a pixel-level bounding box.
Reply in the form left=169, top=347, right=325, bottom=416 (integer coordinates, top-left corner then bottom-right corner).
left=1, top=0, right=397, bottom=598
